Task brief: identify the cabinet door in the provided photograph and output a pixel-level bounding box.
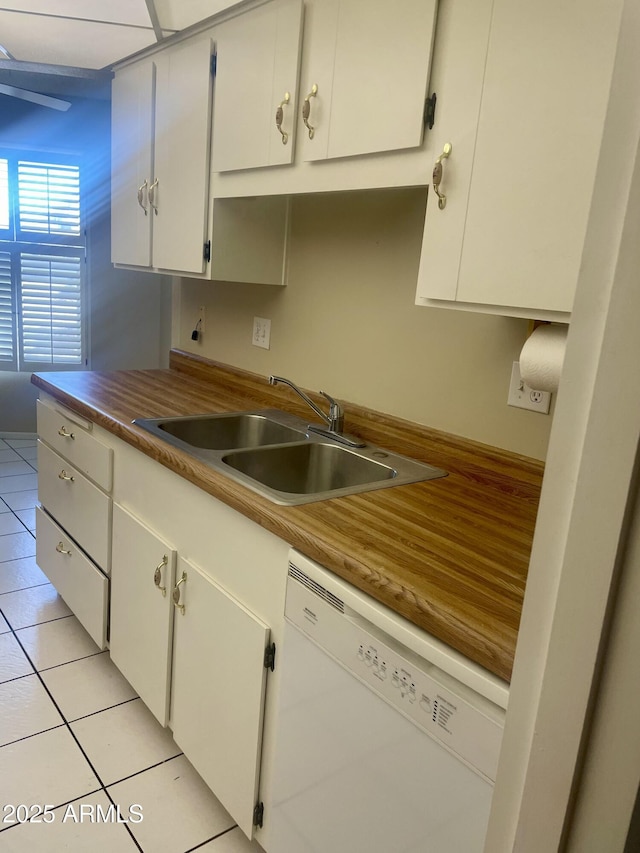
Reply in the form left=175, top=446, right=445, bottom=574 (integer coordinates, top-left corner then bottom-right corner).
left=422, top=0, right=622, bottom=316
left=299, top=0, right=438, bottom=162
left=455, top=0, right=621, bottom=313
left=212, top=0, right=304, bottom=172
left=152, top=36, right=214, bottom=273
left=111, top=60, right=154, bottom=267
left=170, top=557, right=270, bottom=839
left=110, top=505, right=176, bottom=726
left=415, top=0, right=493, bottom=304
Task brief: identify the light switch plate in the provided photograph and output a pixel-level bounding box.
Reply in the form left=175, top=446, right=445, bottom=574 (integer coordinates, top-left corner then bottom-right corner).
left=507, top=361, right=552, bottom=414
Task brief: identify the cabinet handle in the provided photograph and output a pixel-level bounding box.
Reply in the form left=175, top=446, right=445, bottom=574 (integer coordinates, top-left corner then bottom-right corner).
left=58, top=469, right=74, bottom=482
left=56, top=541, right=71, bottom=555
left=275, top=92, right=290, bottom=144
left=172, top=571, right=187, bottom=615
left=302, top=84, right=318, bottom=139
left=137, top=179, right=148, bottom=215
left=149, top=178, right=159, bottom=215
left=432, top=142, right=452, bottom=210
left=154, top=555, right=168, bottom=597
left=58, top=426, right=75, bottom=439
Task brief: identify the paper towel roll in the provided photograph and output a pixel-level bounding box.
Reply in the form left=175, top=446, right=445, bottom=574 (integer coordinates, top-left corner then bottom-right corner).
left=519, top=323, right=568, bottom=393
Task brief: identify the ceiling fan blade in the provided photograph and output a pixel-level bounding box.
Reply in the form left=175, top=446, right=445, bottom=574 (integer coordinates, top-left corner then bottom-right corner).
left=0, top=82, right=71, bottom=111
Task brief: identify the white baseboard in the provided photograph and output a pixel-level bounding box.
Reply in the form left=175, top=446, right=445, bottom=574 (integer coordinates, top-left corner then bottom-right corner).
left=0, top=432, right=37, bottom=441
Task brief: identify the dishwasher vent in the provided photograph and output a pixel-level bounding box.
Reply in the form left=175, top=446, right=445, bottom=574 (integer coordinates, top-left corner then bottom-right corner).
left=288, top=562, right=345, bottom=613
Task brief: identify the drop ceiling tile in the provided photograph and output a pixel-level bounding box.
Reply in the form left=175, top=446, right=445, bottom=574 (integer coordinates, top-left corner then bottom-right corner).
left=3, top=1, right=152, bottom=27
left=0, top=12, right=158, bottom=68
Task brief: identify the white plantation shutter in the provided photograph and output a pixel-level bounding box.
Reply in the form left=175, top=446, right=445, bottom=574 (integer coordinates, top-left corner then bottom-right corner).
left=0, top=150, right=86, bottom=372
left=17, top=161, right=81, bottom=239
left=19, top=251, right=83, bottom=366
left=0, top=159, right=9, bottom=233
left=0, top=250, right=16, bottom=367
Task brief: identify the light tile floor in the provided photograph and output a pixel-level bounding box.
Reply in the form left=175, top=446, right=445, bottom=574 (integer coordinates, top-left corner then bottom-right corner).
left=0, top=437, right=264, bottom=853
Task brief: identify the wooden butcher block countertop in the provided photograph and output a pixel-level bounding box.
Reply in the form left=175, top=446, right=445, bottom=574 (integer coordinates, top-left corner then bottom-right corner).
left=32, top=350, right=544, bottom=683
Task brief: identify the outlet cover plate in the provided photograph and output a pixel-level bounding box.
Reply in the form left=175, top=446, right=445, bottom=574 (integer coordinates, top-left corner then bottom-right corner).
left=252, top=317, right=271, bottom=349
left=508, top=361, right=552, bottom=414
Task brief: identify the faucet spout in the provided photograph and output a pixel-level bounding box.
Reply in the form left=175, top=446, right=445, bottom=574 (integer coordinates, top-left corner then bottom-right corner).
left=268, top=375, right=339, bottom=428
left=268, top=375, right=365, bottom=446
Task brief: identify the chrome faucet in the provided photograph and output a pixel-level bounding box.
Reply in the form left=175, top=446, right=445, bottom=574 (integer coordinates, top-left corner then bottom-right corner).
left=268, top=376, right=365, bottom=447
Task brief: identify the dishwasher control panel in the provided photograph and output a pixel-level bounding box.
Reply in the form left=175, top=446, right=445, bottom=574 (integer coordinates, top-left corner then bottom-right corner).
left=355, top=642, right=471, bottom=740
left=286, top=566, right=505, bottom=782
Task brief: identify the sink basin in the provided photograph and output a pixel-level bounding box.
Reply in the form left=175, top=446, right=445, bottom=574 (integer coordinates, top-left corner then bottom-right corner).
left=222, top=440, right=446, bottom=504
left=223, top=441, right=396, bottom=495
left=133, top=408, right=446, bottom=505
left=133, top=410, right=307, bottom=451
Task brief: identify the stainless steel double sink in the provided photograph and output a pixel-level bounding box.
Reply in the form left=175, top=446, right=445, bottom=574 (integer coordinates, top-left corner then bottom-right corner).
left=133, top=409, right=446, bottom=505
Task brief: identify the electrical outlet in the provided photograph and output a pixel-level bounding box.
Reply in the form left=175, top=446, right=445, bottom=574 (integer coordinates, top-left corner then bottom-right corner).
left=507, top=361, right=552, bottom=414
left=198, top=306, right=205, bottom=337
left=252, top=317, right=271, bottom=350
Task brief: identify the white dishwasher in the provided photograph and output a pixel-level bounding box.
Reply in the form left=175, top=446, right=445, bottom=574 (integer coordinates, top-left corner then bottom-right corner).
left=265, top=550, right=508, bottom=853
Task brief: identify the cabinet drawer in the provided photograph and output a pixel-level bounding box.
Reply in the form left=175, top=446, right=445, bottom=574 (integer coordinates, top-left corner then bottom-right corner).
left=37, top=398, right=113, bottom=492
left=35, top=507, right=108, bottom=650
left=37, top=441, right=112, bottom=573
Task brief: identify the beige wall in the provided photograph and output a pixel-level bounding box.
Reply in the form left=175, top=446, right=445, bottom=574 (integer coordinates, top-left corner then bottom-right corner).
left=176, top=189, right=553, bottom=460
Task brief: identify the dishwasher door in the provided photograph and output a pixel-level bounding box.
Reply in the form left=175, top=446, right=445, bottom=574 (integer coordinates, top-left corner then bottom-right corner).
left=265, top=554, right=506, bottom=853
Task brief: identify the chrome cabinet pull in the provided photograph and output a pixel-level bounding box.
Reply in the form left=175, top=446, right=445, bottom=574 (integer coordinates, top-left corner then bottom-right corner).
left=58, top=426, right=75, bottom=439
left=56, top=541, right=71, bottom=555
left=275, top=92, right=290, bottom=144
left=58, top=469, right=74, bottom=482
left=154, top=555, right=168, bottom=597
left=148, top=178, right=159, bottom=215
left=432, top=142, right=452, bottom=210
left=137, top=179, right=148, bottom=215
left=302, top=84, right=318, bottom=139
left=173, top=571, right=187, bottom=615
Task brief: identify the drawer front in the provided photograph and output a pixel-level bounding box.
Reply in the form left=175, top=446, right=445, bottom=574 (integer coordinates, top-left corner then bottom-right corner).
left=38, top=441, right=112, bottom=573
left=37, top=398, right=113, bottom=492
left=35, top=507, right=108, bottom=650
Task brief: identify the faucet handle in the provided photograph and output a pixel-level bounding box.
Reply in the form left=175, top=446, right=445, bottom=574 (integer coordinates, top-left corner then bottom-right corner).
left=319, top=391, right=344, bottom=431
left=318, top=391, right=342, bottom=414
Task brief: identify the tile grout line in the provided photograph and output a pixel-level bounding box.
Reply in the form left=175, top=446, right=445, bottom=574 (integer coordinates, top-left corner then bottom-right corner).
left=3, top=620, right=145, bottom=850
left=1, top=449, right=240, bottom=852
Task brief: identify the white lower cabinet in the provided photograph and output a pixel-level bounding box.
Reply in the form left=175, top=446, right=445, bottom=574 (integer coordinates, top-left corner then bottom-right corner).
left=110, top=504, right=271, bottom=837
left=170, top=556, right=271, bottom=839
left=105, top=433, right=289, bottom=843
left=110, top=504, right=177, bottom=726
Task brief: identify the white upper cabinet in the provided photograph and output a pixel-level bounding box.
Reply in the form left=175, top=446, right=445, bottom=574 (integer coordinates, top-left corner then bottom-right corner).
left=211, top=0, right=304, bottom=172
left=152, top=36, right=215, bottom=274
left=298, top=0, right=438, bottom=162
left=111, top=34, right=214, bottom=276
left=416, top=0, right=624, bottom=320
left=111, top=59, right=155, bottom=268
left=210, top=0, right=439, bottom=195
left=111, top=25, right=291, bottom=284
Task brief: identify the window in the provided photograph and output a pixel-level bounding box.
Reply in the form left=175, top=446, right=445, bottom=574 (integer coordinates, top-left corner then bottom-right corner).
left=0, top=150, right=86, bottom=372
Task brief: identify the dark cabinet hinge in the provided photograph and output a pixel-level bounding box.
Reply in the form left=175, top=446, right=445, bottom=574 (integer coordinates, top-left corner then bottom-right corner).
left=264, top=642, right=276, bottom=672
left=203, top=240, right=211, bottom=262
left=424, top=92, right=437, bottom=130
left=253, top=801, right=264, bottom=828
